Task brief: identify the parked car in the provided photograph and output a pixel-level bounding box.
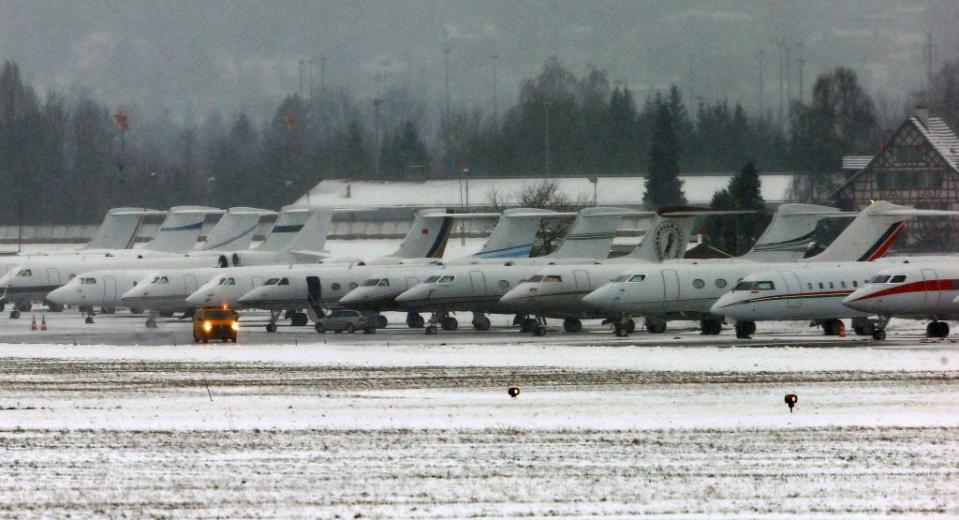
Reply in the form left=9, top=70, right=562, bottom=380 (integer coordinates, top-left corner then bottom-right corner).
left=315, top=309, right=376, bottom=334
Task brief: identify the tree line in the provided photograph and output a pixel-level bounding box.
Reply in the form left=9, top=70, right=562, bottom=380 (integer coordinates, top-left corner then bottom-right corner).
left=0, top=55, right=956, bottom=224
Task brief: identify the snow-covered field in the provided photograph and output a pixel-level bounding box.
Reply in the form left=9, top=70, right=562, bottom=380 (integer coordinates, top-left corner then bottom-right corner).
left=0, top=312, right=957, bottom=517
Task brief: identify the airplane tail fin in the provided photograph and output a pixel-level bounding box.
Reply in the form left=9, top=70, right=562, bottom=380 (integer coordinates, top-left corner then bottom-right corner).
left=199, top=207, right=276, bottom=251
left=389, top=208, right=454, bottom=259
left=83, top=207, right=165, bottom=250
left=626, top=207, right=700, bottom=262
left=283, top=208, right=334, bottom=252
left=548, top=207, right=629, bottom=260
left=144, top=206, right=223, bottom=253
left=742, top=203, right=851, bottom=261
left=808, top=201, right=959, bottom=262
left=472, top=208, right=560, bottom=259
left=255, top=206, right=314, bottom=252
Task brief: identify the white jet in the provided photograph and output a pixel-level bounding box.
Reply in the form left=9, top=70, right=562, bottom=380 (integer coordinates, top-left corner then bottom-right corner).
left=390, top=207, right=640, bottom=333
left=839, top=261, right=959, bottom=339
left=234, top=208, right=562, bottom=332
left=498, top=203, right=843, bottom=335
left=582, top=201, right=954, bottom=337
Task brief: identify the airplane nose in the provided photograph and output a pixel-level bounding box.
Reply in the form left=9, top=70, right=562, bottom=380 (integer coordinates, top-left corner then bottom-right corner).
left=394, top=287, right=424, bottom=304
left=841, top=290, right=873, bottom=312
left=47, top=287, right=69, bottom=305
left=582, top=288, right=611, bottom=308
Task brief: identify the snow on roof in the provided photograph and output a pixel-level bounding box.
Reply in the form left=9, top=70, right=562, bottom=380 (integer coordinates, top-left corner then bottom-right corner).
left=913, top=116, right=959, bottom=172
left=296, top=174, right=796, bottom=208
left=841, top=155, right=873, bottom=170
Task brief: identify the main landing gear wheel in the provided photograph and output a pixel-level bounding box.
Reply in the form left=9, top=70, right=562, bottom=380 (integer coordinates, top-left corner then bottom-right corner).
left=645, top=320, right=666, bottom=334
left=700, top=319, right=722, bottom=335
left=872, top=329, right=887, bottom=341
left=473, top=316, right=491, bottom=331
left=822, top=319, right=844, bottom=336
left=16, top=301, right=32, bottom=312
left=735, top=321, right=755, bottom=339
left=375, top=315, right=388, bottom=329
left=441, top=317, right=458, bottom=331
left=9, top=310, right=20, bottom=319
left=563, top=318, right=582, bottom=333
left=533, top=324, right=547, bottom=336
left=406, top=313, right=425, bottom=329
left=145, top=317, right=158, bottom=329
left=290, top=312, right=309, bottom=327
left=265, top=323, right=278, bottom=333
left=85, top=316, right=94, bottom=324
left=425, top=325, right=437, bottom=335
left=519, top=318, right=536, bottom=333
left=926, top=321, right=950, bottom=338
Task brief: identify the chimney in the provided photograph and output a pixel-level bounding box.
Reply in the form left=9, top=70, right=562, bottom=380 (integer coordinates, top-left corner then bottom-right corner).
left=915, top=105, right=929, bottom=128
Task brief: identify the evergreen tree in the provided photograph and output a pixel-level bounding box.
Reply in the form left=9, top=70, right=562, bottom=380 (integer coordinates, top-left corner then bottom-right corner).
left=644, top=101, right=685, bottom=208
left=705, top=162, right=769, bottom=255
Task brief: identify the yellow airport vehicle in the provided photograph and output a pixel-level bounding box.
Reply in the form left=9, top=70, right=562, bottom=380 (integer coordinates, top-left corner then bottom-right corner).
left=193, top=306, right=239, bottom=343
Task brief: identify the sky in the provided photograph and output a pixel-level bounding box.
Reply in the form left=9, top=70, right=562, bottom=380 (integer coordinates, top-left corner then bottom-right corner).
left=2, top=0, right=957, bottom=122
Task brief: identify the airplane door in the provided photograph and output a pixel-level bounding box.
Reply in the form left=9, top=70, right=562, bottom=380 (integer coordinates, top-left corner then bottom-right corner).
left=662, top=269, right=680, bottom=304
left=782, top=271, right=802, bottom=308
left=306, top=276, right=324, bottom=316
left=184, top=275, right=199, bottom=294
left=46, top=268, right=61, bottom=287
left=573, top=270, right=590, bottom=292
left=103, top=276, right=117, bottom=303
left=470, top=271, right=487, bottom=297
left=921, top=268, right=941, bottom=311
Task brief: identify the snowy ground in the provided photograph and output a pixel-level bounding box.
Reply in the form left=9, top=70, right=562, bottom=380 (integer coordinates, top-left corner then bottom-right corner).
left=0, top=312, right=957, bottom=517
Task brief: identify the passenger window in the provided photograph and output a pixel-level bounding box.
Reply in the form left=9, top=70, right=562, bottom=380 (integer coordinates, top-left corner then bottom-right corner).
left=807, top=283, right=812, bottom=290
left=853, top=280, right=858, bottom=288
left=715, top=279, right=727, bottom=288
left=818, top=283, right=824, bottom=290
left=829, top=282, right=834, bottom=289
left=692, top=279, right=705, bottom=289
left=840, top=281, right=846, bottom=289
left=331, top=283, right=341, bottom=291
left=498, top=280, right=510, bottom=289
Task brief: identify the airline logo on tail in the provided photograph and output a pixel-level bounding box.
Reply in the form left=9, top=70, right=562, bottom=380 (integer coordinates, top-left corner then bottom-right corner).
left=426, top=216, right=454, bottom=258
left=651, top=221, right=684, bottom=261
left=858, top=221, right=905, bottom=261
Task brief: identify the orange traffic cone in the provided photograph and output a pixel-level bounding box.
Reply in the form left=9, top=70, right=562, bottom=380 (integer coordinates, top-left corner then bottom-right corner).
left=838, top=321, right=846, bottom=337
left=40, top=314, right=47, bottom=331
left=30, top=315, right=37, bottom=331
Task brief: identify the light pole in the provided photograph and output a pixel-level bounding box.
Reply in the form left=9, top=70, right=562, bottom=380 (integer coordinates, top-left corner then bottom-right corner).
left=460, top=167, right=470, bottom=246
left=491, top=53, right=499, bottom=128
left=543, top=101, right=551, bottom=176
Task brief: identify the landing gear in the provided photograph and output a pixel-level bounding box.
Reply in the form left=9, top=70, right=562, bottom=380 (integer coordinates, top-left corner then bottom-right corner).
left=265, top=310, right=281, bottom=333
left=406, top=312, right=425, bottom=329
left=821, top=319, right=844, bottom=336
left=926, top=321, right=950, bottom=338
left=852, top=318, right=875, bottom=336
left=563, top=318, right=582, bottom=333
left=700, top=318, right=723, bottom=335
left=425, top=324, right=437, bottom=335
left=130, top=307, right=143, bottom=315
left=519, top=317, right=537, bottom=333
left=145, top=317, right=157, bottom=329
left=645, top=319, right=666, bottom=334
left=375, top=314, right=388, bottom=329
left=100, top=307, right=115, bottom=315
left=424, top=312, right=457, bottom=334
left=9, top=310, right=20, bottom=319
left=472, top=313, right=491, bottom=331
left=613, top=315, right=635, bottom=337
left=16, top=301, right=32, bottom=312
left=872, top=329, right=887, bottom=341
left=45, top=301, right=63, bottom=312
left=441, top=316, right=458, bottom=331
left=289, top=312, right=308, bottom=327
left=85, top=316, right=94, bottom=324
left=735, top=320, right=755, bottom=339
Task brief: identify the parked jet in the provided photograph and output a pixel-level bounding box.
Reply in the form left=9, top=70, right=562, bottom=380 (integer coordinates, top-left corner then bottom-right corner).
left=234, top=208, right=562, bottom=331
left=498, top=203, right=844, bottom=334
left=582, top=201, right=951, bottom=337
left=840, top=261, right=959, bottom=338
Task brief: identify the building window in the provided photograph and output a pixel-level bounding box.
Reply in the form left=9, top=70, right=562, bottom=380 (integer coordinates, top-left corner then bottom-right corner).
left=876, top=174, right=889, bottom=190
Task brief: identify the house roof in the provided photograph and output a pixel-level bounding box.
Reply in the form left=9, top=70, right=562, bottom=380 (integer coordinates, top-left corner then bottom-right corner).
left=834, top=115, right=959, bottom=198
left=842, top=155, right=873, bottom=171
left=913, top=116, right=959, bottom=172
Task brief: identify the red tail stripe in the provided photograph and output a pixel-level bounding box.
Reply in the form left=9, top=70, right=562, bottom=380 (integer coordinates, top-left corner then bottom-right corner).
left=866, top=224, right=904, bottom=261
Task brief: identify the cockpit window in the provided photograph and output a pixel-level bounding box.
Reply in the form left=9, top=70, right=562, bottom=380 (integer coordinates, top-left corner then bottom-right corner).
left=543, top=275, right=562, bottom=283
left=17, top=269, right=32, bottom=277
left=612, top=275, right=630, bottom=282
left=734, top=280, right=775, bottom=291
left=151, top=276, right=169, bottom=284
left=217, top=278, right=227, bottom=285
left=363, top=279, right=380, bottom=287
left=628, top=274, right=646, bottom=283
left=424, top=276, right=440, bottom=283
left=870, top=275, right=891, bottom=284
left=438, top=276, right=455, bottom=284
left=526, top=275, right=544, bottom=283
left=278, top=278, right=290, bottom=286
left=377, top=279, right=390, bottom=287
left=889, top=275, right=907, bottom=283
left=264, top=278, right=279, bottom=285
left=224, top=278, right=235, bottom=286
left=80, top=277, right=97, bottom=285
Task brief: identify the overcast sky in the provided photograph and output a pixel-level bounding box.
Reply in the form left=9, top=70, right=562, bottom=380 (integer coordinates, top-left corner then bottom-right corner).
left=3, top=0, right=957, bottom=121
